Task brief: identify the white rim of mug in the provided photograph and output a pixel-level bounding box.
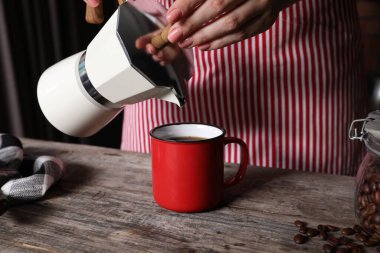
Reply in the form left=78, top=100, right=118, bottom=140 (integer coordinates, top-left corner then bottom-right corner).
left=150, top=123, right=226, bottom=143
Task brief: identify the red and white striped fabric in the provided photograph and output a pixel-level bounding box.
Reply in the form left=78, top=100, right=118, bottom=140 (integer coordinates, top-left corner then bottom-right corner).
left=121, top=0, right=367, bottom=175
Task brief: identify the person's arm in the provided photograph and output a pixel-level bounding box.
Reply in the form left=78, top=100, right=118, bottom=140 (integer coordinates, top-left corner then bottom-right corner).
left=166, top=0, right=301, bottom=50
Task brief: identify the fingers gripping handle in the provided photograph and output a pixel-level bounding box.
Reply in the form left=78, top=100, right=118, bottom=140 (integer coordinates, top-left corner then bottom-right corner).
left=84, top=0, right=171, bottom=49
left=223, top=137, right=249, bottom=189
left=151, top=25, right=172, bottom=49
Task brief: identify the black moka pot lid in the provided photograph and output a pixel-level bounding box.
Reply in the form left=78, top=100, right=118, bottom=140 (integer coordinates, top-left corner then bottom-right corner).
left=116, top=2, right=190, bottom=107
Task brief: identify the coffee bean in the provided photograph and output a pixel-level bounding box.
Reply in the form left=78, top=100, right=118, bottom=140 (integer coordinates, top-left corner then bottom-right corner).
left=346, top=242, right=361, bottom=249
left=319, top=224, right=328, bottom=232
left=376, top=192, right=380, bottom=204
left=352, top=248, right=362, bottom=253
left=320, top=231, right=328, bottom=240
left=355, top=233, right=368, bottom=242
left=338, top=236, right=352, bottom=245
left=299, top=226, right=308, bottom=234
left=294, top=234, right=308, bottom=244
left=327, top=236, right=341, bottom=246
left=361, top=183, right=371, bottom=194
left=323, top=244, right=337, bottom=253
left=352, top=224, right=362, bottom=233
left=364, top=239, right=379, bottom=247
left=363, top=218, right=371, bottom=230
left=370, top=232, right=380, bottom=242
left=327, top=225, right=340, bottom=232
left=360, top=195, right=370, bottom=209
left=336, top=248, right=350, bottom=253
left=353, top=225, right=362, bottom=233
left=366, top=203, right=377, bottom=216
left=307, top=228, right=319, bottom=237
left=372, top=214, right=380, bottom=225
left=361, top=229, right=371, bottom=237
left=359, top=209, right=367, bottom=218
left=371, top=224, right=380, bottom=233
left=294, top=220, right=306, bottom=228
left=341, top=228, right=355, bottom=236
left=371, top=181, right=378, bottom=192
left=376, top=246, right=380, bottom=252
left=371, top=173, right=380, bottom=183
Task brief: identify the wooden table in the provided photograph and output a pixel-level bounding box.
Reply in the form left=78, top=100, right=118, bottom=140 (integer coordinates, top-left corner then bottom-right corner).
left=0, top=139, right=370, bottom=252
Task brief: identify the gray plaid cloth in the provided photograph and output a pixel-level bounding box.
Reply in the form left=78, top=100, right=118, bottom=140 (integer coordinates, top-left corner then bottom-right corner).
left=0, top=134, right=65, bottom=215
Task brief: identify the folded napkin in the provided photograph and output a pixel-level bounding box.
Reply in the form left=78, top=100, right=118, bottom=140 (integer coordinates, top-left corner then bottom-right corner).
left=0, top=134, right=65, bottom=215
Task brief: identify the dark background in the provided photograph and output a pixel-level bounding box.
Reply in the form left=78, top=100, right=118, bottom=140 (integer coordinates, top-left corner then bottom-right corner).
left=0, top=0, right=123, bottom=148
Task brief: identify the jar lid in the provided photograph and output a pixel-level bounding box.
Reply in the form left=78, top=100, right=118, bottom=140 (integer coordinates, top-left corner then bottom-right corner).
left=365, top=110, right=380, bottom=139
left=368, top=110, right=380, bottom=121
left=349, top=110, right=380, bottom=140
left=349, top=111, right=380, bottom=156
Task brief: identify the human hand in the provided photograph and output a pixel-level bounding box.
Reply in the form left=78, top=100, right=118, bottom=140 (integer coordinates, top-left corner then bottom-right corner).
left=166, top=0, right=299, bottom=50
left=135, top=30, right=181, bottom=66
left=84, top=0, right=101, bottom=7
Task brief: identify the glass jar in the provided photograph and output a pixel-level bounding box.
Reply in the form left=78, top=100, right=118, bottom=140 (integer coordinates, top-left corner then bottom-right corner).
left=351, top=110, right=380, bottom=239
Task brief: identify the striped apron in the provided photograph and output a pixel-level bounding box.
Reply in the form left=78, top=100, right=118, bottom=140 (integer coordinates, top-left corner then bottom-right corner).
left=121, top=0, right=366, bottom=175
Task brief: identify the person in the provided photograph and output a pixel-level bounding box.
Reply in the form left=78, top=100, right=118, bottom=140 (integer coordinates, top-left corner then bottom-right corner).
left=86, top=0, right=366, bottom=175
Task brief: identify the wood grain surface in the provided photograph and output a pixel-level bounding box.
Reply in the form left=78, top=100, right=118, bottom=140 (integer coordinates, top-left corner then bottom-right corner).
left=0, top=139, right=370, bottom=252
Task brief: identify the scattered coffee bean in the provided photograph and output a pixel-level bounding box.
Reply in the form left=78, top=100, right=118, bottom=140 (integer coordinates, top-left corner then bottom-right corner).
left=294, top=220, right=306, bottom=227
left=341, top=228, right=356, bottom=236
left=371, top=181, right=378, bottom=192
left=319, top=224, right=329, bottom=232
left=338, top=236, right=352, bottom=245
left=355, top=233, right=368, bottom=242
left=346, top=242, right=361, bottom=249
left=307, top=228, right=319, bottom=237
left=336, top=248, right=350, bottom=253
left=376, top=245, right=380, bottom=252
left=299, top=226, right=308, bottom=234
left=364, top=239, right=379, bottom=247
left=327, top=236, right=341, bottom=246
left=292, top=220, right=379, bottom=252
left=323, top=244, right=337, bottom=253
left=353, top=225, right=362, bottom=233
left=327, top=225, right=340, bottom=232
left=319, top=231, right=328, bottom=240
left=294, top=234, right=308, bottom=244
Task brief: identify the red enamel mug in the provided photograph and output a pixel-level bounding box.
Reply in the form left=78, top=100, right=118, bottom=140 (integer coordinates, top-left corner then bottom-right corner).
left=150, top=123, right=249, bottom=212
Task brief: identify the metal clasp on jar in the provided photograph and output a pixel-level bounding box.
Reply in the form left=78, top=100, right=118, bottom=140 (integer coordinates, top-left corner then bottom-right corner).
left=349, top=118, right=374, bottom=141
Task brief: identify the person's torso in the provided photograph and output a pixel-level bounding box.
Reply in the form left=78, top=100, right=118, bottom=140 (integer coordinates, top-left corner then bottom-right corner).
left=122, top=0, right=366, bottom=175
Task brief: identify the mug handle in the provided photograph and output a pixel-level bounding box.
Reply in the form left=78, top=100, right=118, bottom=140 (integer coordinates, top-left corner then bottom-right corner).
left=223, top=137, right=249, bottom=189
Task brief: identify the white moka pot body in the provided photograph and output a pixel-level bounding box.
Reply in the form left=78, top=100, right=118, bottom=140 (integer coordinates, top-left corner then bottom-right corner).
left=37, top=5, right=183, bottom=137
